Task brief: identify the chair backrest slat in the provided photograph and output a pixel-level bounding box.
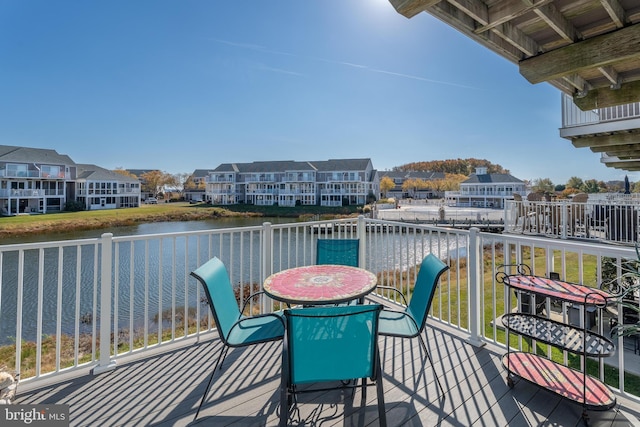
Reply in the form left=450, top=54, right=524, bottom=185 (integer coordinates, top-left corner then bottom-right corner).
left=316, top=239, right=359, bottom=267
left=284, top=304, right=382, bottom=385
left=406, top=254, right=449, bottom=332
left=190, top=257, right=241, bottom=343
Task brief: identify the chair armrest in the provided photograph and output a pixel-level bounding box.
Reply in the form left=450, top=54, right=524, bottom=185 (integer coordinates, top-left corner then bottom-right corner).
left=375, top=286, right=409, bottom=306
left=380, top=307, right=420, bottom=330
left=240, top=290, right=269, bottom=314
left=224, top=312, right=285, bottom=342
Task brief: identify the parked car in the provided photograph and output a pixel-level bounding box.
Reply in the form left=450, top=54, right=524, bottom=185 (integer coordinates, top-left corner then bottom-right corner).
left=145, top=198, right=158, bottom=204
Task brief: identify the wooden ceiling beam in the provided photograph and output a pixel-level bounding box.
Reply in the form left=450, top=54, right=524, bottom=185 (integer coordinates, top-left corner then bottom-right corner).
left=429, top=1, right=525, bottom=61
left=573, top=80, right=640, bottom=110
left=602, top=159, right=640, bottom=170
left=600, top=0, right=626, bottom=28
left=493, top=21, right=539, bottom=56
left=533, top=2, right=580, bottom=43
left=590, top=144, right=640, bottom=154
left=572, top=132, right=640, bottom=148
left=598, top=66, right=619, bottom=85
left=388, top=0, right=442, bottom=18
left=474, top=0, right=553, bottom=35
left=519, top=23, right=640, bottom=84
left=563, top=74, right=590, bottom=92
left=448, top=0, right=488, bottom=24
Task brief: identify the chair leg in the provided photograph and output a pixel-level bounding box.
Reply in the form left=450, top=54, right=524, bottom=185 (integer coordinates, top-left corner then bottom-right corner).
left=375, top=354, right=387, bottom=427
left=194, top=345, right=228, bottom=422
left=418, top=333, right=445, bottom=398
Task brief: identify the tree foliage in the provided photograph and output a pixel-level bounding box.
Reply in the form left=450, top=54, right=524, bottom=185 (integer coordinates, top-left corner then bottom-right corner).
left=565, top=176, right=583, bottom=190
left=184, top=175, right=206, bottom=190
left=531, top=178, right=555, bottom=194
left=379, top=176, right=395, bottom=197
left=139, top=170, right=176, bottom=197
left=113, top=168, right=138, bottom=179
left=394, top=158, right=509, bottom=175
left=582, top=179, right=605, bottom=193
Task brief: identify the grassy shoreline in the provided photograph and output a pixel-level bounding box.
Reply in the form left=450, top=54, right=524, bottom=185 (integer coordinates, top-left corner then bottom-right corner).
left=0, top=202, right=362, bottom=238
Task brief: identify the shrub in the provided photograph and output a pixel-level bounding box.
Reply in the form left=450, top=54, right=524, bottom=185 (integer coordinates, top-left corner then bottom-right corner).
left=64, top=201, right=85, bottom=212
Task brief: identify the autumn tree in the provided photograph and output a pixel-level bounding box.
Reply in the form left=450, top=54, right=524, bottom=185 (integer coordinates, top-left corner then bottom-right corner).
left=582, top=179, right=605, bottom=193
left=172, top=173, right=190, bottom=197
left=112, top=168, right=138, bottom=179
left=395, top=158, right=508, bottom=176
left=184, top=174, right=207, bottom=191
left=379, top=176, right=395, bottom=198
left=401, top=178, right=431, bottom=197
left=531, top=178, right=555, bottom=194
left=565, top=176, right=584, bottom=190
left=140, top=170, right=176, bottom=198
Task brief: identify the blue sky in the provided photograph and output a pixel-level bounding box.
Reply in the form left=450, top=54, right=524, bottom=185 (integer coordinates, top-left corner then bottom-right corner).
left=0, top=0, right=634, bottom=185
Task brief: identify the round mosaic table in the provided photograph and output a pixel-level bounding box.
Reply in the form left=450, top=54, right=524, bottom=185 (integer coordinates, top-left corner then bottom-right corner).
left=263, top=264, right=377, bottom=305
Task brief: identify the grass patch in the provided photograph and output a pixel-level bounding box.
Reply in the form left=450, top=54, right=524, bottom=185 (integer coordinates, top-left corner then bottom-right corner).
left=0, top=202, right=361, bottom=238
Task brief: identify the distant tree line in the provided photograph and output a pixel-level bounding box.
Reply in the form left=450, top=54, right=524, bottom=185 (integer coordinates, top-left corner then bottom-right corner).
left=395, top=158, right=509, bottom=175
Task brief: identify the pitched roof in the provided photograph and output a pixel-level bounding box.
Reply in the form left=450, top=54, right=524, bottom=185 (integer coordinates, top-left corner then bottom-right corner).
left=310, top=158, right=372, bottom=171
left=77, top=164, right=139, bottom=182
left=126, top=169, right=159, bottom=177
left=463, top=173, right=524, bottom=184
left=0, top=144, right=75, bottom=165
left=191, top=169, right=211, bottom=178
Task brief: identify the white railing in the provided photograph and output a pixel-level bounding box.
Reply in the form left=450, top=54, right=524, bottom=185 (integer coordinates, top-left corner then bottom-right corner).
left=0, top=189, right=46, bottom=197
left=0, top=218, right=638, bottom=399
left=562, top=93, right=640, bottom=127
left=505, top=199, right=640, bottom=245
left=0, top=171, right=68, bottom=179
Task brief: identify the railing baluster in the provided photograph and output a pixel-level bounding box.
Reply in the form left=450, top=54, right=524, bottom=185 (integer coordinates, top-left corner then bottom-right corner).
left=95, top=233, right=116, bottom=374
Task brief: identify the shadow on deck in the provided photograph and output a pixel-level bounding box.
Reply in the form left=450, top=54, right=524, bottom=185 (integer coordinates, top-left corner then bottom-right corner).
left=16, top=322, right=640, bottom=426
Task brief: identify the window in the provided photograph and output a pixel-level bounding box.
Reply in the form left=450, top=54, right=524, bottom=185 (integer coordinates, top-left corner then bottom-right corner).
left=41, top=165, right=61, bottom=178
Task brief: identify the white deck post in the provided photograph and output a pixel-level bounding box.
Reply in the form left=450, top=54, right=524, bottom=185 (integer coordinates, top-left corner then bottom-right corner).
left=262, top=222, right=273, bottom=313
left=466, top=227, right=485, bottom=347
left=357, top=215, right=366, bottom=269
left=94, top=233, right=117, bottom=374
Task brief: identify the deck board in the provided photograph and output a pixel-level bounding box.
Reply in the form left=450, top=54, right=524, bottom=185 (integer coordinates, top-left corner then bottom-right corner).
left=15, top=322, right=640, bottom=426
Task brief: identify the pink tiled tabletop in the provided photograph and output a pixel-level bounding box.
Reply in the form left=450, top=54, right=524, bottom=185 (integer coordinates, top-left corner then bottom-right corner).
left=263, top=265, right=377, bottom=305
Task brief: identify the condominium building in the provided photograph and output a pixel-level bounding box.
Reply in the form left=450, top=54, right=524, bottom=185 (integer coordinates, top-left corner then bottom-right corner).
left=206, top=158, right=377, bottom=207
left=444, top=167, right=526, bottom=208
left=377, top=171, right=445, bottom=200
left=74, top=164, right=141, bottom=210
left=0, top=144, right=141, bottom=215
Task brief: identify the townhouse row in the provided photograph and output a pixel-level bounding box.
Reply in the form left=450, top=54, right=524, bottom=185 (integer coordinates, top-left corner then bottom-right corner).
left=0, top=145, right=140, bottom=215
left=203, top=159, right=378, bottom=207
left=0, top=144, right=527, bottom=215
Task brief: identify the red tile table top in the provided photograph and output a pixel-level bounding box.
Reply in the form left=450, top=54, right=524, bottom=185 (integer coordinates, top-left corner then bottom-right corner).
left=263, top=265, right=377, bottom=305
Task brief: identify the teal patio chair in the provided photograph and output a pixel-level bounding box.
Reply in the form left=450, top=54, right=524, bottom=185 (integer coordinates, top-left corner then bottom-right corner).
left=376, top=253, right=449, bottom=397
left=280, top=304, right=386, bottom=427
left=316, top=238, right=359, bottom=267
left=190, top=257, right=285, bottom=422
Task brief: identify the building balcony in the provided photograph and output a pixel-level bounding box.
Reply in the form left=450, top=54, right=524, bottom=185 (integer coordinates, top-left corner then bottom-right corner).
left=446, top=190, right=518, bottom=197
left=19, top=310, right=639, bottom=426
left=0, top=189, right=47, bottom=198
left=3, top=219, right=640, bottom=425
left=0, top=170, right=68, bottom=179
left=560, top=94, right=640, bottom=170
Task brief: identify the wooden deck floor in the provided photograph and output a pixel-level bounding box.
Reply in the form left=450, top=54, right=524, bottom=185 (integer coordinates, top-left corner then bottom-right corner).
left=16, top=322, right=640, bottom=427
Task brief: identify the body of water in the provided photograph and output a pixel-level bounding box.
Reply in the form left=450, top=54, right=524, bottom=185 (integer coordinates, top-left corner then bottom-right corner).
left=0, top=217, right=469, bottom=345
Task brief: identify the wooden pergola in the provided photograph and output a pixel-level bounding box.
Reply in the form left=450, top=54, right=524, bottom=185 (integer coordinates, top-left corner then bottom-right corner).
left=389, top=0, right=640, bottom=169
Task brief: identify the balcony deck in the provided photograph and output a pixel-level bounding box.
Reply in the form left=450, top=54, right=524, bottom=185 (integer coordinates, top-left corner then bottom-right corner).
left=16, top=321, right=640, bottom=427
